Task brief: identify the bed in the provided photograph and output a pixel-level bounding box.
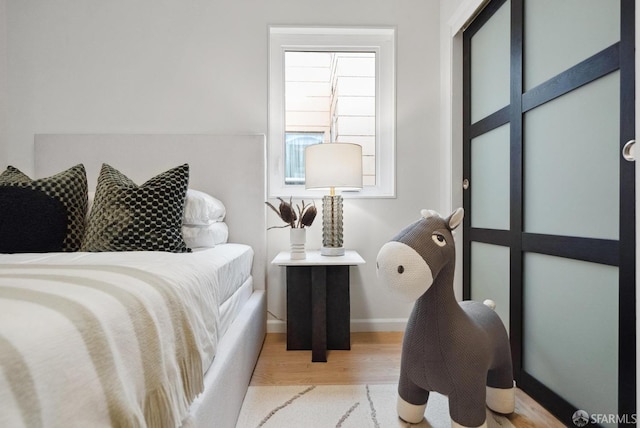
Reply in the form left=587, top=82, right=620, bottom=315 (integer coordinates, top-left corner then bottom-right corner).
left=0, top=134, right=267, bottom=428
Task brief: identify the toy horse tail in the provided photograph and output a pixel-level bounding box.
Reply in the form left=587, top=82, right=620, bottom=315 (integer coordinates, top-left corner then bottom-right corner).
left=483, top=299, right=496, bottom=311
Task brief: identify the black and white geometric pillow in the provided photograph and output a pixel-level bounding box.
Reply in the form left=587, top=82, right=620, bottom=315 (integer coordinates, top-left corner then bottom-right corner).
left=0, top=164, right=88, bottom=252
left=81, top=163, right=191, bottom=253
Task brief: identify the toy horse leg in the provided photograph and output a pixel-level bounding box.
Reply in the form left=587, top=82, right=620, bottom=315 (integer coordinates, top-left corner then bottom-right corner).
left=486, top=353, right=515, bottom=414
left=448, top=378, right=488, bottom=428
left=397, top=372, right=429, bottom=423
left=486, top=384, right=515, bottom=414
left=397, top=395, right=428, bottom=424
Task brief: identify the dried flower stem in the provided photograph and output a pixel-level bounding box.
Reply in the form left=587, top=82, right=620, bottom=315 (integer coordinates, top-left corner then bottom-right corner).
left=265, top=197, right=316, bottom=229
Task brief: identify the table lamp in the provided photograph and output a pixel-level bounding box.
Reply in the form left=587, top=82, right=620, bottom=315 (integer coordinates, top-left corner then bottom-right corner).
left=305, top=142, right=363, bottom=256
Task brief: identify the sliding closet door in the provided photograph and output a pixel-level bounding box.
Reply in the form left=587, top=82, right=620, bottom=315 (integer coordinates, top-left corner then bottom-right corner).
left=462, top=1, right=635, bottom=426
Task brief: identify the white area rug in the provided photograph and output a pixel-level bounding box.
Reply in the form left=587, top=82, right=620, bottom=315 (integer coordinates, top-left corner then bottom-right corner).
left=236, top=384, right=515, bottom=428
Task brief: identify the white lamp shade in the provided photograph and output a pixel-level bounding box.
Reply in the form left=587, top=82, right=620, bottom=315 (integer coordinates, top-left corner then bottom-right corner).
left=304, top=143, right=363, bottom=190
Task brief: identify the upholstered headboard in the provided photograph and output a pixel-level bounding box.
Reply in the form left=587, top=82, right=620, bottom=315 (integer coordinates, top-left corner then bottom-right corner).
left=34, top=134, right=267, bottom=289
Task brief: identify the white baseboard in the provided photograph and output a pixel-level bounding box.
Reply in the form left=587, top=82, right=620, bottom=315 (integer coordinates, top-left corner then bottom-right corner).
left=266, top=319, right=286, bottom=333
left=350, top=318, right=407, bottom=332
left=266, top=318, right=407, bottom=334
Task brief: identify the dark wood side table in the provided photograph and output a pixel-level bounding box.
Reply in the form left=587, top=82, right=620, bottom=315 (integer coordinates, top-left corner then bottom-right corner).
left=272, top=250, right=365, bottom=362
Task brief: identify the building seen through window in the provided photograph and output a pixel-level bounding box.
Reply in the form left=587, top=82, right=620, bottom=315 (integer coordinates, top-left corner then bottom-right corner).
left=285, top=132, right=324, bottom=184
left=284, top=51, right=376, bottom=187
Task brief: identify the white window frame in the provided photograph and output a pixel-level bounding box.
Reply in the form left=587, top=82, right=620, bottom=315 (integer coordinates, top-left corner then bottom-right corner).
left=268, top=26, right=396, bottom=198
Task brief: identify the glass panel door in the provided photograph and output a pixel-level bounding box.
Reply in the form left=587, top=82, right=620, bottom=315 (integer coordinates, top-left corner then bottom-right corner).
left=523, top=253, right=619, bottom=422
left=462, top=1, right=635, bottom=425
left=524, top=0, right=619, bottom=91
left=471, top=124, right=510, bottom=230
left=470, top=0, right=511, bottom=123
left=523, top=72, right=620, bottom=240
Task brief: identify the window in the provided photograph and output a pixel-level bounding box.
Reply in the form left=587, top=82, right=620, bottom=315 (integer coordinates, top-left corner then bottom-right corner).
left=268, top=26, right=396, bottom=198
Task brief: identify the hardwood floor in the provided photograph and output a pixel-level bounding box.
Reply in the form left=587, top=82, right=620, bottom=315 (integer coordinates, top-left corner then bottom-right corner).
left=250, top=332, right=565, bottom=428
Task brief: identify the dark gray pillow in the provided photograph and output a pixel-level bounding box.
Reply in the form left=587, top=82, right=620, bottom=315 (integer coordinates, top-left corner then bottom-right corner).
left=0, top=164, right=88, bottom=252
left=81, top=163, right=190, bottom=253
left=0, top=186, right=67, bottom=253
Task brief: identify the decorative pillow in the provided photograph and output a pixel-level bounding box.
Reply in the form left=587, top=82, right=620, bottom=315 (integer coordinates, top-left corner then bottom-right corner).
left=181, top=222, right=229, bottom=248
left=0, top=164, right=88, bottom=252
left=0, top=186, right=67, bottom=253
left=183, top=189, right=226, bottom=225
left=82, top=163, right=191, bottom=253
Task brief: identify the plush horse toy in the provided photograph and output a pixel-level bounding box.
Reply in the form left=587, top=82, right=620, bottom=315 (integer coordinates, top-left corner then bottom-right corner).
left=376, top=208, right=514, bottom=428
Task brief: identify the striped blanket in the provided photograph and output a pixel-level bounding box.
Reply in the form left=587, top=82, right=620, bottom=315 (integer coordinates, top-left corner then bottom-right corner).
left=0, top=260, right=221, bottom=428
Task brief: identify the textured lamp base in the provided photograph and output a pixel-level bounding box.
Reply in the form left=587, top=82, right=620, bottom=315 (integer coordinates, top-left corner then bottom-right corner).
left=320, top=246, right=345, bottom=256
left=322, top=195, right=344, bottom=256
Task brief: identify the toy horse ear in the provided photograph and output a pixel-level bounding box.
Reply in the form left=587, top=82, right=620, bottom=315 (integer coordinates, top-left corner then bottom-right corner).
left=447, top=207, right=464, bottom=230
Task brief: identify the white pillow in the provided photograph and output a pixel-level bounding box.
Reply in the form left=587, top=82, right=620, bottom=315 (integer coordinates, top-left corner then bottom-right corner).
left=183, top=189, right=226, bottom=225
left=182, top=222, right=229, bottom=248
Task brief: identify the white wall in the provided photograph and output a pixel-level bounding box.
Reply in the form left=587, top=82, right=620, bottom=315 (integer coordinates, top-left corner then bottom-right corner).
left=3, top=0, right=442, bottom=332
left=0, top=0, right=7, bottom=167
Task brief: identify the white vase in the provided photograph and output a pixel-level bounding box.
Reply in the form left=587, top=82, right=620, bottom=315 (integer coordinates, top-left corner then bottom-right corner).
left=290, top=228, right=306, bottom=260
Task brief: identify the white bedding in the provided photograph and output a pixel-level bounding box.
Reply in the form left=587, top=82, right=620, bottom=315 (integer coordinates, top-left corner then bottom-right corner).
left=218, top=277, right=253, bottom=339
left=0, top=244, right=254, bottom=428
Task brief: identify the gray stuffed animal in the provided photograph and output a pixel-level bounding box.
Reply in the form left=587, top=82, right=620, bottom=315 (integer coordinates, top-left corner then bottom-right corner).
left=376, top=208, right=514, bottom=428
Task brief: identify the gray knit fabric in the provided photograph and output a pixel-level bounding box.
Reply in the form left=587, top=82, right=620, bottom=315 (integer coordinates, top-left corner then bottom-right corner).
left=379, top=210, right=513, bottom=427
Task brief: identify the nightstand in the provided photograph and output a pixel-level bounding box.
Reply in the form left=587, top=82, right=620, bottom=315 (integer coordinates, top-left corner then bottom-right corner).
left=272, top=250, right=365, bottom=362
